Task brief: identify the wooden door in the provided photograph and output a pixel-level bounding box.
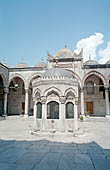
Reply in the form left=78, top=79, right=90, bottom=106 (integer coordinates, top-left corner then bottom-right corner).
left=86, top=102, right=93, bottom=114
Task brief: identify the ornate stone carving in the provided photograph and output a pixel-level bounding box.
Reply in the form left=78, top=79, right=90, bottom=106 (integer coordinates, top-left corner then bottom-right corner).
left=59, top=97, right=66, bottom=104
left=41, top=96, right=46, bottom=104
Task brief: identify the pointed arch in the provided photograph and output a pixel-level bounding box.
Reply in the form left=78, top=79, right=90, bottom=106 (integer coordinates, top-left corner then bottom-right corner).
left=0, top=72, right=7, bottom=86
left=9, top=73, right=26, bottom=87
left=82, top=71, right=106, bottom=87
left=43, top=86, right=62, bottom=97
left=26, top=73, right=41, bottom=88
left=64, top=87, right=77, bottom=97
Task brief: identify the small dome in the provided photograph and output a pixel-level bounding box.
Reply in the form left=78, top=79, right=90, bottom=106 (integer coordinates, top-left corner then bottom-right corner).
left=84, top=60, right=99, bottom=65
left=42, top=68, right=73, bottom=78
left=35, top=61, right=47, bottom=67
left=106, top=60, right=110, bottom=64
left=2, top=62, right=10, bottom=68
left=14, top=61, right=29, bottom=68
left=55, top=48, right=76, bottom=58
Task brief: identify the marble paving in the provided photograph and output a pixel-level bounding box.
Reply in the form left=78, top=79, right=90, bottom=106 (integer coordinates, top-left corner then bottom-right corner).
left=0, top=116, right=110, bottom=170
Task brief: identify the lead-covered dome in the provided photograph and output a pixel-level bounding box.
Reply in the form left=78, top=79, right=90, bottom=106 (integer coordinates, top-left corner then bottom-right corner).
left=84, top=60, right=99, bottom=65
left=106, top=60, right=110, bottom=64
left=42, top=68, right=73, bottom=78
left=2, top=62, right=10, bottom=68
left=14, top=61, right=29, bottom=68
left=35, top=61, right=47, bottom=67
left=55, top=48, right=76, bottom=58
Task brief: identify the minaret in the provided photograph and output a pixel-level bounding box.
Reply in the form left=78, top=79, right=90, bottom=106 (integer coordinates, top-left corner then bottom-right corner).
left=41, top=56, right=44, bottom=62
left=56, top=56, right=59, bottom=67
left=64, top=43, right=67, bottom=48
left=89, top=54, right=91, bottom=60
left=21, top=57, right=24, bottom=62
left=3, top=56, right=6, bottom=63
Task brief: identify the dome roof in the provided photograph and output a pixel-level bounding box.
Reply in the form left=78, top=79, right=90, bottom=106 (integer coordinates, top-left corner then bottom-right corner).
left=42, top=68, right=73, bottom=78
left=55, top=48, right=76, bottom=58
left=84, top=60, right=99, bottom=65
left=2, top=62, right=10, bottom=68
left=106, top=60, right=110, bottom=64
left=35, top=61, right=47, bottom=67
left=14, top=61, right=29, bottom=68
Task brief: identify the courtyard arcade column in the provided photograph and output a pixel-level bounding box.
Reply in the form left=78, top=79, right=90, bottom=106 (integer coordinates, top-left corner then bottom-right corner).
left=33, top=102, right=38, bottom=130
left=25, top=88, right=29, bottom=115
left=80, top=87, right=84, bottom=115
left=74, top=98, right=78, bottom=130
left=34, top=103, right=37, bottom=118
left=41, top=97, right=46, bottom=131
left=105, top=87, right=110, bottom=116
left=4, top=88, right=8, bottom=115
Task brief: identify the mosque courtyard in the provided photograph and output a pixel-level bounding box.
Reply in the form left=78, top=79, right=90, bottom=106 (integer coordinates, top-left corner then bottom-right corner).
left=0, top=116, right=110, bottom=170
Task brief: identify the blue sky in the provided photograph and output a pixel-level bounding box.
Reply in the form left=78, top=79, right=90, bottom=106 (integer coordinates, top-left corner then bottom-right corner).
left=0, top=0, right=110, bottom=66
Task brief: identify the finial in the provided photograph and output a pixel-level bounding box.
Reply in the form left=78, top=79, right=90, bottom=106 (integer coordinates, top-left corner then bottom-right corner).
left=3, top=56, right=6, bottom=63
left=56, top=56, right=59, bottom=66
left=81, top=48, right=83, bottom=54
left=64, top=43, right=67, bottom=48
left=21, top=57, right=24, bottom=62
left=89, top=54, right=91, bottom=60
left=41, top=56, right=44, bottom=62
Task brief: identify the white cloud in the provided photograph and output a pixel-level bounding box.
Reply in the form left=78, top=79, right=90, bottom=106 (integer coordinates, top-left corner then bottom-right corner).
left=98, top=41, right=110, bottom=64
left=75, top=33, right=104, bottom=61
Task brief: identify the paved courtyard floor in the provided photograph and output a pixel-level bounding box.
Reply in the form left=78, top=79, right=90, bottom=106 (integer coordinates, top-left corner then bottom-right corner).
left=0, top=116, right=110, bottom=170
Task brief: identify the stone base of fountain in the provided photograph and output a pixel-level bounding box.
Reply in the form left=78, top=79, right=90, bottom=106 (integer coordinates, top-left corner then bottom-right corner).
left=30, top=127, right=88, bottom=138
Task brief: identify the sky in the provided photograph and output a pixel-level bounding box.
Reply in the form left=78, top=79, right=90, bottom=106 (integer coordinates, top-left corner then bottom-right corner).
left=0, top=0, right=110, bottom=67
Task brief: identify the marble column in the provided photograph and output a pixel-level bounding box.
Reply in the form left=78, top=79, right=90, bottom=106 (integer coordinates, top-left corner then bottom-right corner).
left=34, top=103, right=37, bottom=118
left=25, top=88, right=29, bottom=116
left=41, top=97, right=46, bottom=131
left=59, top=102, right=65, bottom=132
left=33, top=103, right=38, bottom=130
left=105, top=88, right=110, bottom=116
left=81, top=88, right=84, bottom=115
left=74, top=99, right=78, bottom=131
left=4, top=88, right=8, bottom=115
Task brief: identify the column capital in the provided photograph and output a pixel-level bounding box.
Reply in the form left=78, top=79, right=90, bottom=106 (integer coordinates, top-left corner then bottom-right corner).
left=4, top=87, right=9, bottom=94
left=41, top=96, right=46, bottom=104
left=80, top=86, right=84, bottom=92
left=105, top=87, right=109, bottom=92
left=75, top=97, right=79, bottom=105
left=25, top=88, right=29, bottom=93
left=59, top=97, right=66, bottom=104
left=104, top=83, right=109, bottom=90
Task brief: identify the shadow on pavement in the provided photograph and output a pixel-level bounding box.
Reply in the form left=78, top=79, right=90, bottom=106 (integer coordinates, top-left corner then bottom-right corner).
left=0, top=138, right=110, bottom=170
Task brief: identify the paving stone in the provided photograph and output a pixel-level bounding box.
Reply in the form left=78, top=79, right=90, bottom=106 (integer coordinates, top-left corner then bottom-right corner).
left=8, top=164, right=34, bottom=170
left=0, top=148, right=27, bottom=163
left=92, top=158, right=110, bottom=170
left=57, top=153, right=74, bottom=170
left=73, top=153, right=92, bottom=165
left=78, top=148, right=88, bottom=154
left=87, top=148, right=103, bottom=154
left=0, top=117, right=110, bottom=170
left=103, top=149, right=110, bottom=155
left=33, top=152, right=61, bottom=170
left=0, top=163, right=13, bottom=170
left=75, top=164, right=95, bottom=170
left=16, top=152, right=45, bottom=165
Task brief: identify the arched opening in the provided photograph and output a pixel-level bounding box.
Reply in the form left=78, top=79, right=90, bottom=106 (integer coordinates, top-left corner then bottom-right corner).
left=66, top=102, right=74, bottom=119
left=47, top=101, right=59, bottom=119
left=37, top=102, right=42, bottom=118
left=0, top=75, right=4, bottom=115
left=8, top=77, right=25, bottom=115
left=84, top=74, right=105, bottom=116
left=86, top=81, right=94, bottom=94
